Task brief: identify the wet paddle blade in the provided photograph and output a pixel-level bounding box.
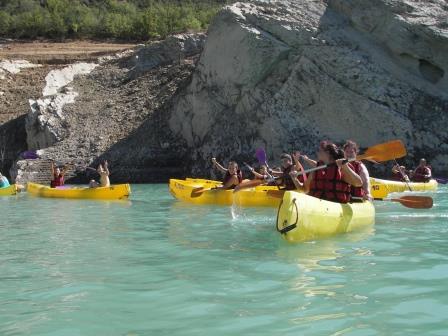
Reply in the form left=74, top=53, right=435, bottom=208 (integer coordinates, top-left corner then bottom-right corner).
left=256, top=148, right=267, bottom=165
left=357, top=140, right=407, bottom=162
left=234, top=179, right=264, bottom=193
left=392, top=196, right=433, bottom=209
left=190, top=187, right=212, bottom=198
left=435, top=178, right=448, bottom=185
left=267, top=190, right=285, bottom=199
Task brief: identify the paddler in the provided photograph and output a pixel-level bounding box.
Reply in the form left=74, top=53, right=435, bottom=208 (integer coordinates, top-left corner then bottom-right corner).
left=0, top=172, right=10, bottom=188
left=89, top=161, right=110, bottom=188
left=412, top=158, right=432, bottom=182
left=343, top=140, right=372, bottom=200
left=391, top=164, right=410, bottom=182
left=302, top=143, right=363, bottom=203
left=50, top=161, right=71, bottom=188
left=211, top=158, right=243, bottom=189
left=270, top=152, right=304, bottom=190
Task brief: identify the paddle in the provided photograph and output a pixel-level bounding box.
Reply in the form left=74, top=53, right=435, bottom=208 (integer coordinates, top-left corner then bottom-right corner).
left=256, top=148, right=268, bottom=166
left=394, top=159, right=413, bottom=192
left=267, top=190, right=285, bottom=199
left=375, top=195, right=433, bottom=209
left=294, top=140, right=407, bottom=177
left=435, top=178, right=448, bottom=185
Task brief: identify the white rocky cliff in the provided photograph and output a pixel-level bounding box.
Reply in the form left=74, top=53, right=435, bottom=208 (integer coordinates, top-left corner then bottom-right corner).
left=170, top=0, right=448, bottom=174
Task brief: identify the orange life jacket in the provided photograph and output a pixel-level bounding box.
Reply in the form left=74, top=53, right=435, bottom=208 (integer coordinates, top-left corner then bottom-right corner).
left=309, top=164, right=351, bottom=203
left=349, top=161, right=365, bottom=198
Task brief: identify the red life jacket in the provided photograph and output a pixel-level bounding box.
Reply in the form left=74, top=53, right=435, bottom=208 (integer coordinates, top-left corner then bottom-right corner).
left=50, top=174, right=64, bottom=188
left=309, top=164, right=351, bottom=203
left=412, top=166, right=431, bottom=182
left=280, top=165, right=302, bottom=190
left=349, top=161, right=365, bottom=198
left=223, top=170, right=243, bottom=189
left=391, top=171, right=404, bottom=181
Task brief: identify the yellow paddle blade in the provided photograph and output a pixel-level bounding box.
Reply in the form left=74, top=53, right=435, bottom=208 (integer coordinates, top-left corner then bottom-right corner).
left=357, top=140, right=406, bottom=162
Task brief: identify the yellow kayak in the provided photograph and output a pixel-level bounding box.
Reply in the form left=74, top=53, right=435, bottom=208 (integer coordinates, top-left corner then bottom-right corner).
left=276, top=191, right=375, bottom=243
left=0, top=184, right=17, bottom=196
left=370, top=178, right=438, bottom=198
left=27, top=182, right=131, bottom=200
left=169, top=178, right=282, bottom=207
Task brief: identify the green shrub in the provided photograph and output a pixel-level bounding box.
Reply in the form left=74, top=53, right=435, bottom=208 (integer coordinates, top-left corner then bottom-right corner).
left=0, top=0, right=231, bottom=40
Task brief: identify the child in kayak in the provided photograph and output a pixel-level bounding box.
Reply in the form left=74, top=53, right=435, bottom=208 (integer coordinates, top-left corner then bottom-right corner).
left=89, top=161, right=110, bottom=188
left=211, top=158, right=242, bottom=189
left=270, top=152, right=306, bottom=190
left=50, top=161, right=71, bottom=188
left=391, top=164, right=411, bottom=182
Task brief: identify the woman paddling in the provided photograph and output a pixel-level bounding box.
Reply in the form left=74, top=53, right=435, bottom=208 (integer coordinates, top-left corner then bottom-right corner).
left=298, top=143, right=363, bottom=203
left=343, top=140, right=372, bottom=200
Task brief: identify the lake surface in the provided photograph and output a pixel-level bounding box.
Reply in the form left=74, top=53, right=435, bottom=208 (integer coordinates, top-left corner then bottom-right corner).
left=1, top=185, right=447, bottom=335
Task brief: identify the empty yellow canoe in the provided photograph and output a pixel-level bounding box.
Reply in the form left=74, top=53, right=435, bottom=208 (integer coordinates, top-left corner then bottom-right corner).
left=169, top=178, right=282, bottom=207
left=370, top=178, right=438, bottom=198
left=276, top=191, right=375, bottom=243
left=0, top=184, right=17, bottom=196
left=27, top=182, right=131, bottom=200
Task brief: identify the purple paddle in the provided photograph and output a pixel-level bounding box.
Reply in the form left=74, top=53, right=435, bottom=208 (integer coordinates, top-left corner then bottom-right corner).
left=256, top=148, right=267, bottom=166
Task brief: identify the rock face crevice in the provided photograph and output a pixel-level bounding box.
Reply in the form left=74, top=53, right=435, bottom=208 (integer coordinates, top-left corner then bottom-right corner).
left=168, top=0, right=448, bottom=177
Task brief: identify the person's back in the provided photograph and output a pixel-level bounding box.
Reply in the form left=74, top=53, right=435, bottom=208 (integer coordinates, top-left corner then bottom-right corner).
left=0, top=174, right=10, bottom=188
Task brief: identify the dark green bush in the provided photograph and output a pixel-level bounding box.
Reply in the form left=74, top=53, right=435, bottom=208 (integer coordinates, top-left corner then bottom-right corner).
left=0, top=0, right=230, bottom=40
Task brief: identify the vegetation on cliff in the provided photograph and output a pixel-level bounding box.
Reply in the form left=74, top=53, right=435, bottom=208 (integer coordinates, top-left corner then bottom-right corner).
left=0, top=0, right=230, bottom=40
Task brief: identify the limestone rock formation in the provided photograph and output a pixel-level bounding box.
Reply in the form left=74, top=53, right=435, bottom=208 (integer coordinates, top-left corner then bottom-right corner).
left=170, top=0, right=448, bottom=176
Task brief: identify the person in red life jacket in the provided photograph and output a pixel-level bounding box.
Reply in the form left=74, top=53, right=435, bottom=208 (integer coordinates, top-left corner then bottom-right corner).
left=270, top=152, right=304, bottom=190
left=50, top=161, right=71, bottom=188
left=343, top=140, right=372, bottom=200
left=302, top=143, right=363, bottom=203
left=391, top=164, right=410, bottom=182
left=211, top=158, right=243, bottom=189
left=412, top=158, right=432, bottom=182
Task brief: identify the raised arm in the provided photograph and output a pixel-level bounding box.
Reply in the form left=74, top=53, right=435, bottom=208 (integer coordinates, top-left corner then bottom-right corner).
left=212, top=158, right=228, bottom=174
left=338, top=159, right=362, bottom=187
left=301, top=155, right=317, bottom=168
left=50, top=161, right=55, bottom=176
left=289, top=170, right=304, bottom=190
left=104, top=161, right=110, bottom=176
left=359, top=163, right=372, bottom=199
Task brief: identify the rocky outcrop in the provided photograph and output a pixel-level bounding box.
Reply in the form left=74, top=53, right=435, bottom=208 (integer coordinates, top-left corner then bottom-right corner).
left=26, top=63, right=98, bottom=150
left=5, top=1, right=448, bottom=183
left=11, top=33, right=205, bottom=183
left=169, top=0, right=448, bottom=176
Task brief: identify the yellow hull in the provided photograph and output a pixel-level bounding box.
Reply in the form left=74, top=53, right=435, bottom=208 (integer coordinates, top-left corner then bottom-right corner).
left=169, top=178, right=281, bottom=207
left=27, top=182, right=131, bottom=200
left=0, top=184, right=17, bottom=196
left=276, top=191, right=375, bottom=243
left=370, top=178, right=438, bottom=198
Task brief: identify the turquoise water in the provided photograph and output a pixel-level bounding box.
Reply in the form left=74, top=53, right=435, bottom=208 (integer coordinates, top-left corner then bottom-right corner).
left=1, top=185, right=447, bottom=336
